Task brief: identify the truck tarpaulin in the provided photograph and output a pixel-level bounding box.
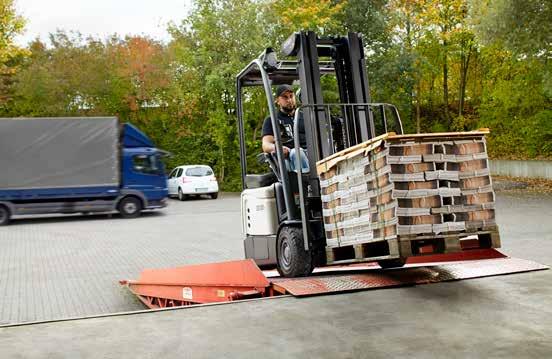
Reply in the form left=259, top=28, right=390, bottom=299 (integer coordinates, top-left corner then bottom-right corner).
left=0, top=117, right=119, bottom=190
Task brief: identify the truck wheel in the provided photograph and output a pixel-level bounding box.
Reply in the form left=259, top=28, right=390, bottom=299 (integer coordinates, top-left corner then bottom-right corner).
left=277, top=226, right=313, bottom=277
left=178, top=188, right=187, bottom=201
left=377, top=258, right=406, bottom=269
left=210, top=192, right=218, bottom=199
left=0, top=206, right=10, bottom=226
left=118, top=197, right=142, bottom=218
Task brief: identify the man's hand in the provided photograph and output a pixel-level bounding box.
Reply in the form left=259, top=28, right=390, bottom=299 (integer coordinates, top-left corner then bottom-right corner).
left=281, top=146, right=290, bottom=157
left=271, top=145, right=290, bottom=157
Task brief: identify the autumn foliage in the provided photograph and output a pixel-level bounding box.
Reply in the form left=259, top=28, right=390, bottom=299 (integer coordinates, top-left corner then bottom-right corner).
left=1, top=0, right=550, bottom=190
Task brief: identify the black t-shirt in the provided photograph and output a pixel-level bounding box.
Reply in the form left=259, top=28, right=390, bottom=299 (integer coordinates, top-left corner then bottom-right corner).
left=261, top=110, right=307, bottom=149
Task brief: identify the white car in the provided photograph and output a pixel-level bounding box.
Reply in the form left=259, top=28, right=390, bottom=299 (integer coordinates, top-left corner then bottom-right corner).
left=167, top=165, right=219, bottom=200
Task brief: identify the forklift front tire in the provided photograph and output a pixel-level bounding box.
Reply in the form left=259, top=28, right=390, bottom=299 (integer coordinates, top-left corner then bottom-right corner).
left=277, top=226, right=313, bottom=278
left=377, top=258, right=406, bottom=269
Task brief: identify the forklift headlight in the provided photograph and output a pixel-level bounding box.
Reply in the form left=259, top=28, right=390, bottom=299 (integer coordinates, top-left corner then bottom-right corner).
left=281, top=32, right=300, bottom=57
left=260, top=47, right=278, bottom=71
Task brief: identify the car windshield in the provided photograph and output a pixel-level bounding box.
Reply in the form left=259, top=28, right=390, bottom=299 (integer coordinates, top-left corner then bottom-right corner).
left=185, top=167, right=213, bottom=177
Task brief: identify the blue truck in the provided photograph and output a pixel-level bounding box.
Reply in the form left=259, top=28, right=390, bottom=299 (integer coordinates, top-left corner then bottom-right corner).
left=0, top=117, right=169, bottom=225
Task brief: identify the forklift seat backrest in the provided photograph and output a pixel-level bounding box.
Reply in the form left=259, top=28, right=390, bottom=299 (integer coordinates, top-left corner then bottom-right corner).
left=245, top=173, right=277, bottom=189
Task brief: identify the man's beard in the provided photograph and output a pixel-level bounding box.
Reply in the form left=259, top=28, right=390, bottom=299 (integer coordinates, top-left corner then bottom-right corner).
left=281, top=103, right=296, bottom=114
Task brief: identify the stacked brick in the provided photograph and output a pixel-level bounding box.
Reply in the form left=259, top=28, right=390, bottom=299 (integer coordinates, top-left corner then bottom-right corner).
left=317, top=131, right=501, bottom=264
left=318, top=137, right=400, bottom=264
left=387, top=133, right=500, bottom=256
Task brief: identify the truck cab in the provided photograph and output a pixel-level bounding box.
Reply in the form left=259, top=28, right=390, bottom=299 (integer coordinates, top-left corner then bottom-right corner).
left=0, top=117, right=169, bottom=225
left=120, top=123, right=169, bottom=212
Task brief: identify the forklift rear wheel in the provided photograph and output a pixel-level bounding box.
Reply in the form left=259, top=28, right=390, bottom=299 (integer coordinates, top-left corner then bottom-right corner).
left=0, top=206, right=10, bottom=226
left=178, top=188, right=187, bottom=201
left=118, top=197, right=142, bottom=218
left=277, top=226, right=313, bottom=277
left=377, top=258, right=406, bottom=269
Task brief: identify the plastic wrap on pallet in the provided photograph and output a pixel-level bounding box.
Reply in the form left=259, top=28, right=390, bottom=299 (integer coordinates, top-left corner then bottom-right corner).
left=458, top=167, right=491, bottom=179
left=390, top=172, right=426, bottom=182
left=456, top=152, right=488, bottom=162
left=423, top=153, right=457, bottom=162
left=461, top=184, right=494, bottom=196
left=430, top=202, right=495, bottom=214
left=393, top=187, right=462, bottom=198
left=425, top=170, right=460, bottom=181
left=319, top=173, right=348, bottom=188
left=433, top=221, right=466, bottom=234
left=323, top=200, right=396, bottom=218
left=453, top=139, right=485, bottom=145
left=320, top=189, right=351, bottom=203
left=465, top=219, right=497, bottom=230
left=423, top=152, right=488, bottom=163
left=398, top=224, right=433, bottom=235
left=387, top=155, right=422, bottom=164
left=397, top=207, right=432, bottom=216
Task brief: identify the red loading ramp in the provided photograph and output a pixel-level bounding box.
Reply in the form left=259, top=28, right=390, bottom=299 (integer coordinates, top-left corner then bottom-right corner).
left=120, top=250, right=548, bottom=309
left=272, top=256, right=548, bottom=296
left=261, top=248, right=508, bottom=278
left=121, top=259, right=271, bottom=308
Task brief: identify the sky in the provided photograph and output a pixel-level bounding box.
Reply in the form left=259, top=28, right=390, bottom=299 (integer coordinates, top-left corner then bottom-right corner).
left=14, top=0, right=193, bottom=46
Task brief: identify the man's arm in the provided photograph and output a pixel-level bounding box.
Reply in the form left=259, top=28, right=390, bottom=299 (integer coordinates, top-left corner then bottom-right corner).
left=262, top=135, right=275, bottom=153
left=262, top=135, right=290, bottom=156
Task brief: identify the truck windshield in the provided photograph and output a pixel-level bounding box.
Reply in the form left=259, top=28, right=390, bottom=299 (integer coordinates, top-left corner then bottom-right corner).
left=132, top=154, right=164, bottom=175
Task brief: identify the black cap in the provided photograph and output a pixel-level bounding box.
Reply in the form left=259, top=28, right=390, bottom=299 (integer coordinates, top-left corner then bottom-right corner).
left=275, top=84, right=293, bottom=98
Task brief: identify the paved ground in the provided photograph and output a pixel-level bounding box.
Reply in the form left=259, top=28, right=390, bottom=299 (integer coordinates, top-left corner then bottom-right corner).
left=0, top=191, right=551, bottom=358
left=0, top=193, right=244, bottom=325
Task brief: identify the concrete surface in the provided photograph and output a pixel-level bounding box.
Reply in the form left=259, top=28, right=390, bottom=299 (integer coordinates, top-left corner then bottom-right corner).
left=0, top=192, right=551, bottom=358
left=490, top=159, right=552, bottom=179
left=0, top=193, right=244, bottom=324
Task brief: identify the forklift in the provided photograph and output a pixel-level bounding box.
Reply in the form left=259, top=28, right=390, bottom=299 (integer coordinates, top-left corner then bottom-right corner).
left=236, top=31, right=404, bottom=277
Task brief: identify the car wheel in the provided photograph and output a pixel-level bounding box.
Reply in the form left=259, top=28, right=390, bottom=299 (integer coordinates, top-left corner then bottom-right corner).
left=277, top=226, right=313, bottom=278
left=210, top=192, right=218, bottom=199
left=0, top=206, right=11, bottom=226
left=118, top=196, right=142, bottom=218
left=178, top=188, right=187, bottom=201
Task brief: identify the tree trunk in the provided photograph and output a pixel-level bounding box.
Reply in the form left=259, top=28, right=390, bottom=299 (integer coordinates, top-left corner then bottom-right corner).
left=219, top=147, right=225, bottom=184
left=416, top=81, right=421, bottom=134
left=443, top=40, right=449, bottom=123
left=429, top=75, right=435, bottom=114
left=406, top=10, right=414, bottom=125
left=458, top=43, right=472, bottom=117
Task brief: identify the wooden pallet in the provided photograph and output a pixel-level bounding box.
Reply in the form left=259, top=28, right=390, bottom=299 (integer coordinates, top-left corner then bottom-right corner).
left=398, top=226, right=500, bottom=257
left=326, top=238, right=400, bottom=265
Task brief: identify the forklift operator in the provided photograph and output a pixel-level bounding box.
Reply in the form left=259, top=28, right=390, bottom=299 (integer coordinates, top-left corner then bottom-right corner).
left=261, top=84, right=310, bottom=173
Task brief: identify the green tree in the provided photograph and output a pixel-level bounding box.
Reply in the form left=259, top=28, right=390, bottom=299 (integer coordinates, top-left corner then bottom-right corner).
left=0, top=0, right=27, bottom=106
left=471, top=0, right=552, bottom=57
left=271, top=0, right=346, bottom=36
left=168, top=0, right=272, bottom=189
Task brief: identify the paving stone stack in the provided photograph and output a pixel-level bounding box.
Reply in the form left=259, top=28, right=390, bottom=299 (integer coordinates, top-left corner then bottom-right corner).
left=386, top=132, right=500, bottom=256
left=318, top=136, right=400, bottom=264
left=317, top=130, right=501, bottom=264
